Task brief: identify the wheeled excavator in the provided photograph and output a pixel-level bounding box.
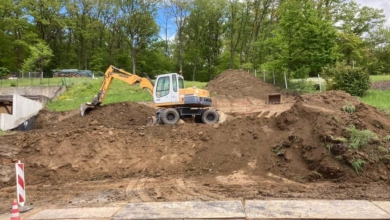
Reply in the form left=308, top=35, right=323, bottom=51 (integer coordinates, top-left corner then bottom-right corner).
left=80, top=65, right=219, bottom=125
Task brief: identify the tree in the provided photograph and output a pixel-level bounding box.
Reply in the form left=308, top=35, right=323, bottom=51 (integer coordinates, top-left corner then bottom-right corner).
left=267, top=0, right=337, bottom=80
left=21, top=41, right=53, bottom=84
left=0, top=67, right=10, bottom=79
left=169, top=0, right=189, bottom=74
left=117, top=0, right=159, bottom=74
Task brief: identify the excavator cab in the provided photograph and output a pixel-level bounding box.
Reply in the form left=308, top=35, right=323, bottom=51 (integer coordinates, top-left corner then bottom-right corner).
left=153, top=73, right=184, bottom=105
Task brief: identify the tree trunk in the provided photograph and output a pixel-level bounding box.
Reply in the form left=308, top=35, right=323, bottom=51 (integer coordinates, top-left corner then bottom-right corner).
left=131, top=48, right=136, bottom=74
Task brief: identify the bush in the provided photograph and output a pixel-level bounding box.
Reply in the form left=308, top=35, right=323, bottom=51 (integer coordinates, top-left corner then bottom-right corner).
left=322, top=62, right=370, bottom=97
left=0, top=67, right=10, bottom=79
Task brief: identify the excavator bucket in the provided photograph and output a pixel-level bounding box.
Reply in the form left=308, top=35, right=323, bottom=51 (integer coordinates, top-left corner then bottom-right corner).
left=146, top=116, right=157, bottom=126
left=268, top=93, right=281, bottom=104
left=80, top=103, right=95, bottom=116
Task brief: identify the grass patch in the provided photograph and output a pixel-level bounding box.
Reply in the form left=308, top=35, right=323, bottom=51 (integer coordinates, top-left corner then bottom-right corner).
left=362, top=90, right=390, bottom=111
left=370, top=75, right=390, bottom=82
left=340, top=103, right=356, bottom=113
left=379, top=146, right=389, bottom=153
left=347, top=126, right=378, bottom=149
left=350, top=159, right=366, bottom=175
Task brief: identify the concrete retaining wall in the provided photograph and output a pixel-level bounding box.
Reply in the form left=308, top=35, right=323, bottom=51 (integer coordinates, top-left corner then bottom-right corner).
left=0, top=86, right=66, bottom=99
left=0, top=94, right=42, bottom=131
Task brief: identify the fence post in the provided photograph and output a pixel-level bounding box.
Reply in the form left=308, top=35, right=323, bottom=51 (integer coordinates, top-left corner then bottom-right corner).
left=284, top=72, right=288, bottom=89
left=318, top=74, right=322, bottom=92
left=273, top=70, right=275, bottom=85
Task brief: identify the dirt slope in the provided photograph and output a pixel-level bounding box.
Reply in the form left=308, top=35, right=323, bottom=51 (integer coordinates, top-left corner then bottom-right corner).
left=1, top=70, right=390, bottom=213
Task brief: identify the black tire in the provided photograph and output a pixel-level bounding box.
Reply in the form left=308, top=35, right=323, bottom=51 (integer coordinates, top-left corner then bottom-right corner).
left=201, top=109, right=219, bottom=124
left=195, top=115, right=202, bottom=123
left=161, top=108, right=180, bottom=125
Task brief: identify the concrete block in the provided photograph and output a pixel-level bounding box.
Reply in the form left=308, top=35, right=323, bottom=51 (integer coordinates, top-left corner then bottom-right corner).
left=0, top=86, right=64, bottom=99
left=245, top=200, right=390, bottom=219
left=372, top=201, right=390, bottom=215
left=0, top=94, right=42, bottom=130
left=27, top=207, right=120, bottom=219
left=112, top=201, right=246, bottom=220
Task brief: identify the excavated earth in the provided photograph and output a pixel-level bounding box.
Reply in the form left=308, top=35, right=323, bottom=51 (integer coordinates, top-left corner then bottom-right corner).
left=1, top=70, right=390, bottom=213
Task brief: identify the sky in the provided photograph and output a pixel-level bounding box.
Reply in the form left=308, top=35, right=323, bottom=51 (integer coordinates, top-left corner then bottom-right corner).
left=355, top=0, right=390, bottom=25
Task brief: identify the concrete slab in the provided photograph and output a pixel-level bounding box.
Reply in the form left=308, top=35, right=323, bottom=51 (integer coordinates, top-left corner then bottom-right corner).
left=27, top=207, right=120, bottom=220
left=245, top=200, right=390, bottom=219
left=372, top=201, right=390, bottom=215
left=0, top=94, right=43, bottom=130
left=112, top=201, right=246, bottom=220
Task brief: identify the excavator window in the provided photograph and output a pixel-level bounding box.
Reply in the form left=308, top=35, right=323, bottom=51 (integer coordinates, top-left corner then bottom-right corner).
left=156, top=76, right=170, bottom=98
left=173, top=74, right=177, bottom=92
left=179, top=78, right=184, bottom=89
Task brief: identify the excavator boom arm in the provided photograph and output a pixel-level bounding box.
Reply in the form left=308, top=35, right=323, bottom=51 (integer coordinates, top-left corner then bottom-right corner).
left=94, top=65, right=154, bottom=105
left=81, top=65, right=154, bottom=116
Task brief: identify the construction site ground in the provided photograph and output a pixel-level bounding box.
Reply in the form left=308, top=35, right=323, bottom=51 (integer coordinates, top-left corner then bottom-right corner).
left=1, top=70, right=390, bottom=215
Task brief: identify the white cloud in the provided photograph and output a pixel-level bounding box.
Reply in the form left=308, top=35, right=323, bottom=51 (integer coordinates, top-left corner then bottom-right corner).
left=355, top=0, right=390, bottom=25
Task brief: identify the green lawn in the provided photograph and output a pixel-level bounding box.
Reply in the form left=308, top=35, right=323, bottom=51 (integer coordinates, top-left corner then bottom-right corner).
left=47, top=78, right=207, bottom=111
left=361, top=90, right=390, bottom=109
left=370, top=75, right=390, bottom=82
left=361, top=75, right=390, bottom=111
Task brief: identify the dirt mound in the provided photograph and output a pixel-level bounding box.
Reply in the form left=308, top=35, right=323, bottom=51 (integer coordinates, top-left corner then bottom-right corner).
left=1, top=91, right=390, bottom=188
left=2, top=81, right=390, bottom=212
left=206, top=69, right=283, bottom=99
left=35, top=102, right=156, bottom=130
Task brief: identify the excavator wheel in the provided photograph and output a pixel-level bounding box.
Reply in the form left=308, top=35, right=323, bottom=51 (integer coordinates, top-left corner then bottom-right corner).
left=195, top=115, right=202, bottom=123
left=161, top=108, right=180, bottom=125
left=201, top=109, right=219, bottom=124
left=146, top=116, right=157, bottom=126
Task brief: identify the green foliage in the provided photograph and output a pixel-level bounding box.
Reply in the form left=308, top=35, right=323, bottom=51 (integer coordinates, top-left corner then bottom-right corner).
left=341, top=103, right=356, bottom=113
left=350, top=159, right=366, bottom=175
left=0, top=0, right=389, bottom=79
left=0, top=67, right=10, bottom=79
left=21, top=41, right=53, bottom=73
left=347, top=126, right=378, bottom=149
left=267, top=0, right=337, bottom=79
left=322, top=62, right=370, bottom=97
left=378, top=146, right=389, bottom=153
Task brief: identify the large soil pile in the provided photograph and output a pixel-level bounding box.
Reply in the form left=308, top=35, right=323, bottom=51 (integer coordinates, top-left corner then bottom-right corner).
left=1, top=70, right=390, bottom=212
left=206, top=69, right=283, bottom=99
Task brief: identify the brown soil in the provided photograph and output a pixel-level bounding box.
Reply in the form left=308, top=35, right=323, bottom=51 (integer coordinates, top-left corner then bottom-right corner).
left=1, top=70, right=390, bottom=213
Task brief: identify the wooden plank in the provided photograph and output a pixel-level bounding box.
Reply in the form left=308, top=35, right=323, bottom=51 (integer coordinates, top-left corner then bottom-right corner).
left=245, top=200, right=390, bottom=220
left=112, top=201, right=245, bottom=220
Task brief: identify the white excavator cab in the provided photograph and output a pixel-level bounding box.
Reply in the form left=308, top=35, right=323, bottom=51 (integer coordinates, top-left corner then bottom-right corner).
left=153, top=73, right=184, bottom=105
